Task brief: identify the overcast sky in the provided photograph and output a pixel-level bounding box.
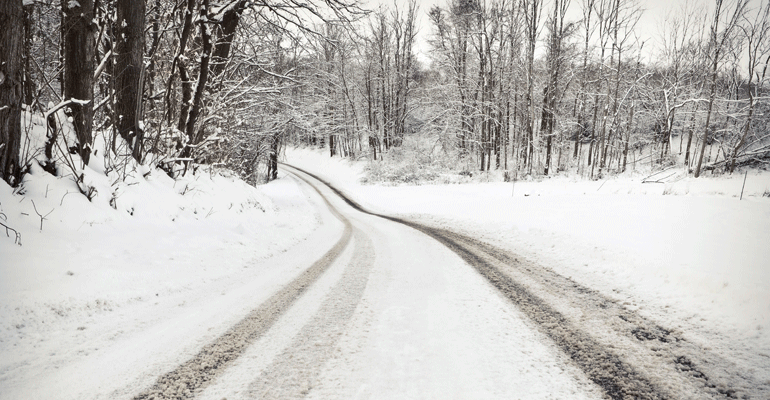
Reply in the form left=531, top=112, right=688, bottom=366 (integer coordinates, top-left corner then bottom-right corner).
left=358, top=0, right=764, bottom=65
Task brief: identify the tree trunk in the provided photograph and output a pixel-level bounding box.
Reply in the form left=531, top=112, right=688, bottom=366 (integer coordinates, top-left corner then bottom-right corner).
left=0, top=0, right=23, bottom=185
left=168, top=0, right=196, bottom=128
left=61, top=0, right=96, bottom=165
left=267, top=132, right=279, bottom=181
left=22, top=2, right=35, bottom=107
left=182, top=0, right=212, bottom=156
left=695, top=73, right=718, bottom=177
left=622, top=99, right=635, bottom=173
left=146, top=0, right=161, bottom=116
left=683, top=103, right=698, bottom=167
left=211, top=2, right=246, bottom=78
left=177, top=60, right=192, bottom=133
left=115, top=0, right=146, bottom=161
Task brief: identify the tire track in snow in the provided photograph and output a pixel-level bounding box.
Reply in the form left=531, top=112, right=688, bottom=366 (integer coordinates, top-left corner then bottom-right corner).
left=284, top=163, right=762, bottom=400
left=398, top=225, right=667, bottom=400
left=132, top=170, right=353, bottom=400
left=431, top=231, right=765, bottom=400
left=244, top=227, right=374, bottom=399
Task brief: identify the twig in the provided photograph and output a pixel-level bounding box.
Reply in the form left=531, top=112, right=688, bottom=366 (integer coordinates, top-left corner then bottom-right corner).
left=642, top=172, right=677, bottom=184
left=30, top=200, right=54, bottom=231
left=642, top=165, right=679, bottom=183
left=0, top=220, right=22, bottom=246
left=740, top=171, right=747, bottom=201
left=0, top=205, right=21, bottom=245
left=60, top=190, right=72, bottom=206
left=597, top=180, right=608, bottom=191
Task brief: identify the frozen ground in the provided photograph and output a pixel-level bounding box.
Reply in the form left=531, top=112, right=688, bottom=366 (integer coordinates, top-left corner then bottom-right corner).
left=0, top=148, right=338, bottom=398
left=0, top=150, right=603, bottom=399
left=1, top=139, right=768, bottom=399
left=285, top=146, right=770, bottom=389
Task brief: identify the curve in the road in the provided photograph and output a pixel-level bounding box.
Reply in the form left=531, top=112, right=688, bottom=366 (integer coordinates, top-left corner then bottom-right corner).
left=283, top=163, right=760, bottom=400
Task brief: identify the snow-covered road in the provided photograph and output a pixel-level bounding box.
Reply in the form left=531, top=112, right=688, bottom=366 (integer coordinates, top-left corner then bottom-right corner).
left=273, top=165, right=769, bottom=400
left=3, top=156, right=767, bottom=399
left=137, top=164, right=603, bottom=399
left=138, top=163, right=766, bottom=399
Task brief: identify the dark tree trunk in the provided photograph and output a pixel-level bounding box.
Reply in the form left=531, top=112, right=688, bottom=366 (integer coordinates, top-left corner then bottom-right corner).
left=267, top=132, right=279, bottom=181
left=0, top=0, right=24, bottom=185
left=177, top=60, right=192, bottom=133
left=541, top=79, right=556, bottom=175
left=44, top=112, right=58, bottom=174
left=61, top=0, right=96, bottom=165
left=115, top=0, right=146, bottom=161
left=211, top=2, right=246, bottom=78
left=183, top=0, right=212, bottom=155
left=23, top=2, right=35, bottom=107
left=146, top=0, right=161, bottom=112
left=168, top=0, right=196, bottom=128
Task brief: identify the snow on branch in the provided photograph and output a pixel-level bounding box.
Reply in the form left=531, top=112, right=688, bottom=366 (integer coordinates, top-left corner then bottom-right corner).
left=257, top=67, right=299, bottom=83
left=44, top=98, right=92, bottom=120
left=209, top=0, right=247, bottom=22
left=94, top=50, right=113, bottom=81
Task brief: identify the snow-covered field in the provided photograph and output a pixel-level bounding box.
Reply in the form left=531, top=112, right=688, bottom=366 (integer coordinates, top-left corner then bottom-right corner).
left=286, top=146, right=770, bottom=386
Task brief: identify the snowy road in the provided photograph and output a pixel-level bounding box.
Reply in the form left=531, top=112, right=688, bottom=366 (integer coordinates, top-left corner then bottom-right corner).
left=132, top=163, right=767, bottom=399
left=134, top=164, right=602, bottom=399
left=5, top=160, right=764, bottom=399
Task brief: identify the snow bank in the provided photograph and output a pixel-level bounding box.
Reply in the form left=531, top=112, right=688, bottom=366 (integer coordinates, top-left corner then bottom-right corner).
left=0, top=119, right=324, bottom=398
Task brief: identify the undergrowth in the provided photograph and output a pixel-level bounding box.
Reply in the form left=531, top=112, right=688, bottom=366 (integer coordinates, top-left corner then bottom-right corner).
left=361, top=135, right=479, bottom=185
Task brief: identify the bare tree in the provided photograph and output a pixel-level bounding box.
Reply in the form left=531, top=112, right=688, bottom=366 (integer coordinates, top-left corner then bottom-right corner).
left=656, top=0, right=703, bottom=163
left=541, top=0, right=572, bottom=175
left=429, top=0, right=477, bottom=155
left=694, top=0, right=748, bottom=177
left=0, top=0, right=23, bottom=185
left=728, top=0, right=770, bottom=172
left=573, top=0, right=595, bottom=166
left=522, top=0, right=542, bottom=174
left=115, top=0, right=146, bottom=161
left=61, top=0, right=96, bottom=165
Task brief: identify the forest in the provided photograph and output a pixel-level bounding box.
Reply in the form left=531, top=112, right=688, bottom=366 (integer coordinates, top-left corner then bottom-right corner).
left=2, top=2, right=770, bottom=397
left=0, top=0, right=768, bottom=191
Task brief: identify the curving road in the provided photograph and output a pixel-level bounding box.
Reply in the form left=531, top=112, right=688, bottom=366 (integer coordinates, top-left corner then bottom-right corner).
left=131, top=164, right=766, bottom=400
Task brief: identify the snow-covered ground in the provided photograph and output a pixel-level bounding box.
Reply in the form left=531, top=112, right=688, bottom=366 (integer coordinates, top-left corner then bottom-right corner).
left=2, top=138, right=768, bottom=398
left=0, top=136, right=341, bottom=398
left=285, top=146, right=770, bottom=385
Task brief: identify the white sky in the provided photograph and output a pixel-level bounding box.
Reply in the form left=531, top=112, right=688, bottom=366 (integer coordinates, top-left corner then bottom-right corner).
left=360, top=0, right=765, bottom=65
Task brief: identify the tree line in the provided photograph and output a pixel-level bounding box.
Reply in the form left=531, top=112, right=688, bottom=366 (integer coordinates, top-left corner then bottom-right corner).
left=1, top=0, right=768, bottom=191
left=416, top=0, right=769, bottom=179
left=0, top=0, right=362, bottom=188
